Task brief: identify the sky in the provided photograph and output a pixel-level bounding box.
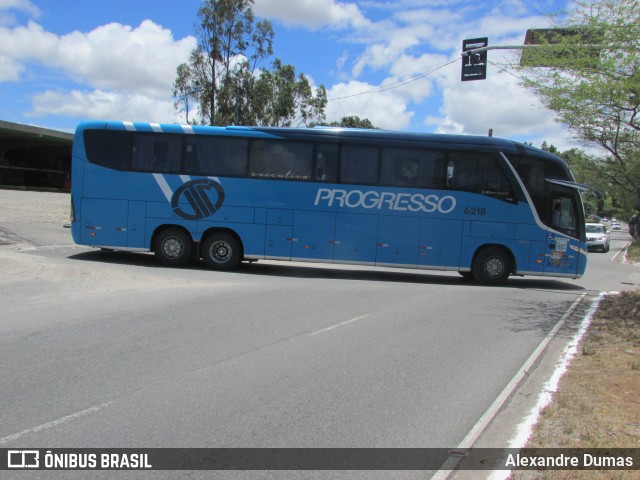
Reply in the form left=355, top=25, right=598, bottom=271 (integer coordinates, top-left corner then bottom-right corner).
left=0, top=0, right=581, bottom=150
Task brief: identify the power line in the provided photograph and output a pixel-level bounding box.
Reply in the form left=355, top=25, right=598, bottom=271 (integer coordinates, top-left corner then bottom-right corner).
left=328, top=57, right=460, bottom=102
left=487, top=60, right=524, bottom=81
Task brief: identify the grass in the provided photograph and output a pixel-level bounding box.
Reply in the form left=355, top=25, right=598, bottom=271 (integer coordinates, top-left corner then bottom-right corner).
left=627, top=242, right=640, bottom=262
left=514, top=242, right=640, bottom=479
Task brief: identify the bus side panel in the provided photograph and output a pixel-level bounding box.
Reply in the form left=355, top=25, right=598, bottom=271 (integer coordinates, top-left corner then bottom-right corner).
left=147, top=201, right=176, bottom=220
left=70, top=155, right=84, bottom=245
left=466, top=221, right=531, bottom=273
left=265, top=208, right=293, bottom=260
left=215, top=206, right=255, bottom=224
left=292, top=211, right=336, bottom=261
left=234, top=223, right=266, bottom=258
left=418, top=218, right=463, bottom=268
left=470, top=221, right=516, bottom=239
left=334, top=213, right=378, bottom=264
left=517, top=224, right=546, bottom=273
left=265, top=225, right=292, bottom=260
left=376, top=216, right=420, bottom=267
left=83, top=163, right=128, bottom=199
left=543, top=232, right=580, bottom=277
left=80, top=198, right=128, bottom=247
left=127, top=201, right=146, bottom=248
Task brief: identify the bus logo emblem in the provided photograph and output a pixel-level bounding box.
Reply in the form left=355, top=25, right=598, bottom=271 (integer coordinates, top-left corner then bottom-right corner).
left=171, top=179, right=225, bottom=220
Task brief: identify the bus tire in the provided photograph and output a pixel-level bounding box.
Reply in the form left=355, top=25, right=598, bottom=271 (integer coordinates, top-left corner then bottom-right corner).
left=472, top=247, right=511, bottom=285
left=202, top=232, right=242, bottom=270
left=154, top=228, right=192, bottom=267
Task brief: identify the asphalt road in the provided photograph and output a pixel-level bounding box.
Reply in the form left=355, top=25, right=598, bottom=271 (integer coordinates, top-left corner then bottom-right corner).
left=1, top=190, right=638, bottom=479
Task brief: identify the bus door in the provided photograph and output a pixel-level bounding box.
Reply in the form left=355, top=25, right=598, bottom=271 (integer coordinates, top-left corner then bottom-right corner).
left=376, top=216, right=420, bottom=267
left=80, top=198, right=129, bottom=248
left=544, top=191, right=582, bottom=276
left=292, top=211, right=335, bottom=261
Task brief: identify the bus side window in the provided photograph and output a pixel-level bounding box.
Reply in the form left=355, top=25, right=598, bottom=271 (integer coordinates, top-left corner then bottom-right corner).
left=549, top=196, right=577, bottom=232
left=446, top=153, right=478, bottom=191
left=132, top=133, right=182, bottom=173
left=249, top=140, right=312, bottom=181
left=183, top=139, right=200, bottom=173
left=314, top=144, right=338, bottom=182
left=381, top=148, right=424, bottom=188
left=423, top=150, right=447, bottom=189
left=447, top=152, right=514, bottom=200
left=84, top=130, right=132, bottom=171
left=187, top=136, right=248, bottom=176
left=341, top=145, right=379, bottom=185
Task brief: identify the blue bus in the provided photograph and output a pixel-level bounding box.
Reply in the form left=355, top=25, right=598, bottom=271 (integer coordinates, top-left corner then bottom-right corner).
left=70, top=121, right=588, bottom=285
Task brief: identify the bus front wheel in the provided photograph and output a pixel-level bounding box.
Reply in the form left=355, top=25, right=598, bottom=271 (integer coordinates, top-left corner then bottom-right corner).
left=472, top=247, right=511, bottom=285
left=154, top=228, right=192, bottom=267
left=202, top=232, right=242, bottom=270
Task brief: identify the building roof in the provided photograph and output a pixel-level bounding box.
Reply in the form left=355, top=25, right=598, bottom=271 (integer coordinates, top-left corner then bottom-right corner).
left=0, top=120, right=73, bottom=148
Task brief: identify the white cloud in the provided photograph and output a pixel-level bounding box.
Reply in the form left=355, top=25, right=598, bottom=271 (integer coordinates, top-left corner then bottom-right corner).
left=0, top=0, right=40, bottom=25
left=0, top=20, right=195, bottom=96
left=352, top=32, right=420, bottom=77
left=324, top=0, right=576, bottom=148
left=326, top=81, right=414, bottom=129
left=0, top=55, right=23, bottom=80
left=29, top=89, right=178, bottom=123
left=424, top=59, right=575, bottom=148
left=253, top=0, right=369, bottom=29
left=0, top=18, right=195, bottom=121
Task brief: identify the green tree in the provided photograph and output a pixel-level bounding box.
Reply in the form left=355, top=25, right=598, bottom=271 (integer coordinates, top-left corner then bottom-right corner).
left=520, top=0, right=640, bottom=204
left=324, top=116, right=377, bottom=129
left=248, top=59, right=327, bottom=127
left=173, top=63, right=198, bottom=125
left=173, top=0, right=326, bottom=127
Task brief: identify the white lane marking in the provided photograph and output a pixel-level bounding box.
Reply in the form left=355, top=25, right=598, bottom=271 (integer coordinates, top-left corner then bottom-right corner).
left=307, top=314, right=370, bottom=336
left=431, top=292, right=588, bottom=480
left=611, top=240, right=631, bottom=262
left=0, top=401, right=114, bottom=444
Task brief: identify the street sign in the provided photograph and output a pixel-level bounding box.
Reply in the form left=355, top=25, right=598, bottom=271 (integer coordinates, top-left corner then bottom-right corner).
left=461, top=37, right=488, bottom=81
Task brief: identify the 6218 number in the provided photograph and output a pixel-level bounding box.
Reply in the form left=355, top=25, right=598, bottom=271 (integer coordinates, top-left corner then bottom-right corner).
left=464, top=207, right=487, bottom=216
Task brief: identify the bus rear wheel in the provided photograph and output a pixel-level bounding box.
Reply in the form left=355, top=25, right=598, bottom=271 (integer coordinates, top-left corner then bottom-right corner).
left=202, top=232, right=242, bottom=270
left=154, top=228, right=192, bottom=267
left=472, top=247, right=511, bottom=285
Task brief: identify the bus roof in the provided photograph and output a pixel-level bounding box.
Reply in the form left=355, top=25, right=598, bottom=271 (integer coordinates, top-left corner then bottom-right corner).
left=76, top=121, right=565, bottom=164
left=243, top=126, right=564, bottom=163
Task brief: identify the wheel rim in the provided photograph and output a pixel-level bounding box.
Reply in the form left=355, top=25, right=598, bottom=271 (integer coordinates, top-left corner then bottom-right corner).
left=484, top=256, right=504, bottom=278
left=209, top=240, right=232, bottom=264
left=162, top=237, right=184, bottom=259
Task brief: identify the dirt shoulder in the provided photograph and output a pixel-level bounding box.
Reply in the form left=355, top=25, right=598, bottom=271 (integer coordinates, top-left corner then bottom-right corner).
left=518, top=245, right=640, bottom=479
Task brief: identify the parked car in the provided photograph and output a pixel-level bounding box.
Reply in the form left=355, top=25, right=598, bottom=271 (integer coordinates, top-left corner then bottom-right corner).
left=585, top=223, right=610, bottom=252
left=611, top=221, right=621, bottom=231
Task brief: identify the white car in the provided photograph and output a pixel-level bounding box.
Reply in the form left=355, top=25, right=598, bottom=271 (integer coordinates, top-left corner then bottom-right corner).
left=611, top=221, right=621, bottom=231
left=585, top=223, right=610, bottom=252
